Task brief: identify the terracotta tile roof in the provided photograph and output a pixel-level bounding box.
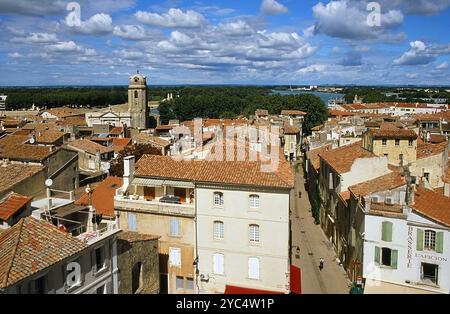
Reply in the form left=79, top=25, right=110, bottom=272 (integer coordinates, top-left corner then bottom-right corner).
left=66, top=139, right=113, bottom=155
left=155, top=125, right=175, bottom=131
left=22, top=122, right=59, bottom=131
left=0, top=193, right=32, bottom=221
left=0, top=134, right=31, bottom=147
left=110, top=127, right=124, bottom=135
left=329, top=109, right=355, bottom=117
left=0, top=144, right=58, bottom=162
left=112, top=138, right=131, bottom=151
left=410, top=187, right=450, bottom=228
left=132, top=133, right=171, bottom=147
left=43, top=107, right=87, bottom=119
left=429, top=134, right=447, bottom=144
left=0, top=164, right=45, bottom=195
left=75, top=176, right=122, bottom=218
left=57, top=116, right=87, bottom=126
left=0, top=217, right=88, bottom=290
left=35, top=131, right=66, bottom=144
left=284, top=124, right=300, bottom=134
left=318, top=142, right=374, bottom=174
left=417, top=138, right=448, bottom=159
left=340, top=191, right=350, bottom=204
left=306, top=144, right=332, bottom=171
left=369, top=128, right=418, bottom=139
left=281, top=110, right=307, bottom=116
left=118, top=231, right=160, bottom=243
left=311, top=124, right=323, bottom=132
left=255, top=109, right=269, bottom=116
left=135, top=154, right=294, bottom=189
left=349, top=172, right=406, bottom=197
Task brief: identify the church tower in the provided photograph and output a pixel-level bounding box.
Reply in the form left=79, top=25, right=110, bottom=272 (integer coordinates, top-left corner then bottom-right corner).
left=128, top=72, right=149, bottom=129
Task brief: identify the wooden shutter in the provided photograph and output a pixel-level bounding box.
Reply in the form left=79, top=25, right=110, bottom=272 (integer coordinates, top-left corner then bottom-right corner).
left=417, top=229, right=424, bottom=251
left=382, top=221, right=393, bottom=242
left=144, top=187, right=155, bottom=201
left=128, top=213, right=136, bottom=231
left=436, top=232, right=444, bottom=254
left=374, top=246, right=380, bottom=264
left=391, top=250, right=398, bottom=269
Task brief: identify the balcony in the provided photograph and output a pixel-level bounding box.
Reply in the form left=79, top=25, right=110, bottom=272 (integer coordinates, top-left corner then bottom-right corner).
left=75, top=220, right=121, bottom=245
left=114, top=195, right=195, bottom=218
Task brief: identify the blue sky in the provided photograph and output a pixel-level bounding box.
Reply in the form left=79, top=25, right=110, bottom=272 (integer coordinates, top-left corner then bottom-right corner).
left=0, top=0, right=450, bottom=86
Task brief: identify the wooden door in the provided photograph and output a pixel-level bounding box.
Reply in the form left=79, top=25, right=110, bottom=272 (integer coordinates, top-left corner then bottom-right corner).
left=144, top=187, right=155, bottom=201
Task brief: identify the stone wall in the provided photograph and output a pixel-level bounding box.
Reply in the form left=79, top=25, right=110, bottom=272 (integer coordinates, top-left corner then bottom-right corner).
left=117, top=233, right=160, bottom=294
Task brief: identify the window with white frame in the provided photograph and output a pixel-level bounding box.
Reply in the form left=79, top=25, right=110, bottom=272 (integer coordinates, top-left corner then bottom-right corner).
left=424, top=230, right=436, bottom=251
left=249, top=224, right=260, bottom=243
left=248, top=257, right=260, bottom=279
left=249, top=195, right=260, bottom=209
left=213, top=253, right=224, bottom=275
left=169, top=247, right=181, bottom=267
left=213, top=221, right=224, bottom=240
left=213, top=192, right=224, bottom=206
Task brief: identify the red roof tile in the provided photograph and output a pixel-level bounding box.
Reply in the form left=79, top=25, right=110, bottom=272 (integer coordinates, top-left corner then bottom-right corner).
left=0, top=193, right=32, bottom=221
left=410, top=187, right=450, bottom=228
left=75, top=176, right=122, bottom=217
left=0, top=217, right=87, bottom=290
left=349, top=172, right=406, bottom=197
left=318, top=142, right=374, bottom=174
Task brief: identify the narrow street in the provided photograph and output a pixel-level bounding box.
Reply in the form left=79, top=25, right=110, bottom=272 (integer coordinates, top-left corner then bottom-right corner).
left=290, top=159, right=351, bottom=294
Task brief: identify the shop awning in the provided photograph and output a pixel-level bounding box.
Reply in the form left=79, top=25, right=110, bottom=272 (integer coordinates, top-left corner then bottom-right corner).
left=224, top=285, right=284, bottom=294
left=131, top=178, right=164, bottom=187
left=162, top=180, right=195, bottom=188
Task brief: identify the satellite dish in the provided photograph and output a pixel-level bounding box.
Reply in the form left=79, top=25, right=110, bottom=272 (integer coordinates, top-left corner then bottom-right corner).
left=29, top=137, right=35, bottom=144
left=45, top=179, right=53, bottom=187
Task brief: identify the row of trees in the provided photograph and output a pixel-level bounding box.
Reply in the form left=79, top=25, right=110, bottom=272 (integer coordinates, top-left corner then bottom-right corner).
left=158, top=87, right=329, bottom=135
left=344, top=88, right=450, bottom=104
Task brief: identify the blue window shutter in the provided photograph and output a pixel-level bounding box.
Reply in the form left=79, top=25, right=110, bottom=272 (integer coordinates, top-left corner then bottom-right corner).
left=128, top=213, right=136, bottom=231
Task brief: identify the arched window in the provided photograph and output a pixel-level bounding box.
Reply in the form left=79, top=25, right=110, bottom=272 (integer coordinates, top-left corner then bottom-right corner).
left=249, top=224, right=260, bottom=243
left=249, top=194, right=260, bottom=209
left=424, top=230, right=436, bottom=251
left=134, top=90, right=139, bottom=99
left=213, top=192, right=224, bottom=206
left=213, top=221, right=224, bottom=240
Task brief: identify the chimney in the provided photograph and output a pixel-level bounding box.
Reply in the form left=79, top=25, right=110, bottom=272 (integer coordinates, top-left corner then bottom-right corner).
left=405, top=167, right=415, bottom=206
left=123, top=155, right=135, bottom=192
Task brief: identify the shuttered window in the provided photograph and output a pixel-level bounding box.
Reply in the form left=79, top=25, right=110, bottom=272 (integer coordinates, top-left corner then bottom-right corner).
left=169, top=247, right=181, bottom=267
left=170, top=218, right=180, bottom=237
left=381, top=221, right=393, bottom=242
left=391, top=250, right=398, bottom=269
left=128, top=213, right=136, bottom=231
left=417, top=229, right=424, bottom=251
left=248, top=257, right=260, bottom=280
left=436, top=232, right=444, bottom=254
left=213, top=253, right=224, bottom=275
left=374, top=246, right=380, bottom=264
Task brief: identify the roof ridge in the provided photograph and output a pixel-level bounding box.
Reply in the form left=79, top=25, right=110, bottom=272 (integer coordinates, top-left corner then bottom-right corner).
left=2, top=218, right=25, bottom=289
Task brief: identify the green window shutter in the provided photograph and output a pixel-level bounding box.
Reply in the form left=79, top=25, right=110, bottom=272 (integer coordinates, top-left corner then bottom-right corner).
left=374, top=246, right=380, bottom=264
left=436, top=232, right=444, bottom=254
left=417, top=229, right=424, bottom=251
left=391, top=250, right=398, bottom=269
left=382, top=221, right=393, bottom=242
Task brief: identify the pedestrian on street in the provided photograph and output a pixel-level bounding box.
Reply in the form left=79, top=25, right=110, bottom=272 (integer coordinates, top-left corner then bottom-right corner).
left=319, top=257, right=324, bottom=271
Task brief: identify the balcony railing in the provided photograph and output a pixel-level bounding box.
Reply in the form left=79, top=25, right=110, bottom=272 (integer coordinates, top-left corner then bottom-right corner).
left=114, top=196, right=195, bottom=218
left=75, top=220, right=120, bottom=245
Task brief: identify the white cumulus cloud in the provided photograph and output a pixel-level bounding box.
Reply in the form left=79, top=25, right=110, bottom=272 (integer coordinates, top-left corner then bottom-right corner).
left=261, top=0, right=288, bottom=16
left=136, top=8, right=207, bottom=28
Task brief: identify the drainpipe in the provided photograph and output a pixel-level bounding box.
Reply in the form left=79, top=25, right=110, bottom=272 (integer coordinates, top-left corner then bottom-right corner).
left=194, top=183, right=200, bottom=294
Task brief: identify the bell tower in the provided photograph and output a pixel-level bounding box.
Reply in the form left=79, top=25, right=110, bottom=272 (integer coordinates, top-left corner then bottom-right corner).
left=128, top=72, right=149, bottom=129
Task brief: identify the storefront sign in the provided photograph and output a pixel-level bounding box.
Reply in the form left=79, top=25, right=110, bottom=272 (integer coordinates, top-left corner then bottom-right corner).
left=415, top=253, right=448, bottom=262
left=407, top=226, right=413, bottom=268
